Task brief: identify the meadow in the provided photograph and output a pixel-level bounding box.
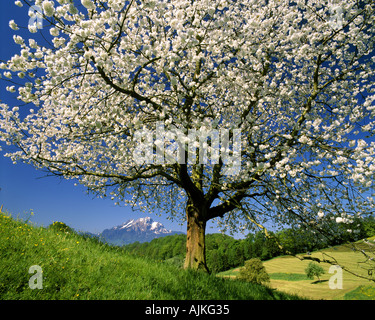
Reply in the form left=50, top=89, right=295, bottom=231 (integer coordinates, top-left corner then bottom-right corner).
left=218, top=239, right=375, bottom=300
left=0, top=211, right=300, bottom=300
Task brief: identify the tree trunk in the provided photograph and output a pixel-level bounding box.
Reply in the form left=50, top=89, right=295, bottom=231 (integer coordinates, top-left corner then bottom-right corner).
left=184, top=201, right=209, bottom=272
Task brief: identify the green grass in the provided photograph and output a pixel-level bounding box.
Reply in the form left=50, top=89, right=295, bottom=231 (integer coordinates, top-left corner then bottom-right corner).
left=0, top=212, right=301, bottom=300
left=344, top=285, right=375, bottom=300
left=219, top=270, right=308, bottom=282
left=269, top=273, right=309, bottom=281
left=217, top=240, right=375, bottom=300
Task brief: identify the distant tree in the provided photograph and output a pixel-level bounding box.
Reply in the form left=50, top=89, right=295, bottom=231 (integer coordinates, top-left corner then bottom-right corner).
left=159, top=245, right=170, bottom=260
left=226, top=242, right=243, bottom=267
left=363, top=218, right=375, bottom=238
left=242, top=235, right=253, bottom=260
left=206, top=249, right=221, bottom=273
left=238, top=258, right=270, bottom=285
left=305, top=262, right=325, bottom=282
left=172, top=237, right=185, bottom=257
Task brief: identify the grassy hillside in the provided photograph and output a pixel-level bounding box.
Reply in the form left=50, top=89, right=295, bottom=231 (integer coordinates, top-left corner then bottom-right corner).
left=218, top=240, right=375, bottom=300
left=0, top=211, right=300, bottom=300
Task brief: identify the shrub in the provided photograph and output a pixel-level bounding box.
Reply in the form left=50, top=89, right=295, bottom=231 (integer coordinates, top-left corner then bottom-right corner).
left=48, top=221, right=74, bottom=234
left=305, top=262, right=325, bottom=282
left=237, top=258, right=270, bottom=285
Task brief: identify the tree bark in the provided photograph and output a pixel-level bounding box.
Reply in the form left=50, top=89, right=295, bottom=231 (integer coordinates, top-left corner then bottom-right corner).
left=184, top=200, right=209, bottom=272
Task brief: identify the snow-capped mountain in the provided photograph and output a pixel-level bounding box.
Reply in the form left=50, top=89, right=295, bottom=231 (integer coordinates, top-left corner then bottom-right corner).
left=101, top=217, right=184, bottom=245
left=113, top=217, right=170, bottom=234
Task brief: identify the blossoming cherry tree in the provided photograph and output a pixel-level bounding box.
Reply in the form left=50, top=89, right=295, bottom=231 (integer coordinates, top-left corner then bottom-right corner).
left=1, top=0, right=375, bottom=272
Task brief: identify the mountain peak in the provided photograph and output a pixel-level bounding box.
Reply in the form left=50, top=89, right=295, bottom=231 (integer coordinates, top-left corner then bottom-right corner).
left=101, top=217, right=183, bottom=245
left=114, top=217, right=171, bottom=234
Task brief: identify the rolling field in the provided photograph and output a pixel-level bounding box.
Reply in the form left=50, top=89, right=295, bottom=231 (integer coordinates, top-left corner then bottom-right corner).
left=218, top=239, right=375, bottom=300
left=0, top=211, right=301, bottom=300
left=2, top=206, right=373, bottom=300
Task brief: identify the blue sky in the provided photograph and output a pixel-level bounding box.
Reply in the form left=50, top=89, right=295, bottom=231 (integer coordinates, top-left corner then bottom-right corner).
left=0, top=2, right=229, bottom=236
left=1, top=2, right=373, bottom=240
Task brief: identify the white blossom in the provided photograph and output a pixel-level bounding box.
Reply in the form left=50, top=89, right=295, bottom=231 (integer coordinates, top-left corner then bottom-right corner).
left=3, top=72, right=12, bottom=79
left=6, top=86, right=16, bottom=93
left=81, top=0, right=95, bottom=10
left=13, top=35, right=24, bottom=45
left=43, top=1, right=55, bottom=17
left=28, top=24, right=38, bottom=34
left=0, top=0, right=374, bottom=242
left=9, top=20, right=19, bottom=31
left=50, top=28, right=59, bottom=37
